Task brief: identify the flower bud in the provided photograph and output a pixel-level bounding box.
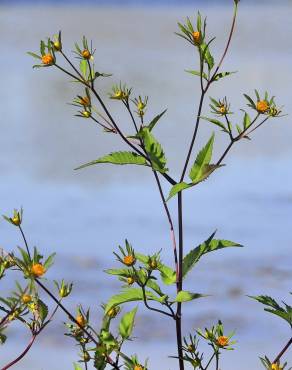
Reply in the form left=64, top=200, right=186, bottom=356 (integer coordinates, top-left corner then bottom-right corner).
left=31, top=263, right=46, bottom=277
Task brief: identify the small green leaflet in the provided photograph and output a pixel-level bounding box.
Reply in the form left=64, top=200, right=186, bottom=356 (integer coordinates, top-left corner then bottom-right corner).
left=213, top=71, right=237, bottom=81
left=189, top=133, right=214, bottom=182
left=167, top=134, right=222, bottom=201
left=200, top=116, right=228, bottom=133
left=200, top=42, right=215, bottom=70
left=119, top=307, right=138, bottom=339
left=105, top=288, right=161, bottom=313
left=243, top=111, right=251, bottom=129
left=174, top=291, right=206, bottom=303
left=75, top=151, right=148, bottom=170
left=185, top=70, right=208, bottom=81
left=182, top=231, right=242, bottom=279
left=74, top=363, right=83, bottom=370
left=80, top=60, right=87, bottom=79
left=138, top=128, right=168, bottom=173
left=148, top=109, right=167, bottom=131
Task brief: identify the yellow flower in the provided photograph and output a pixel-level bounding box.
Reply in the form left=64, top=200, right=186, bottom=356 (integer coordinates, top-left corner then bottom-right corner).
left=107, top=306, right=120, bottom=318
left=41, top=53, right=54, bottom=65
left=123, top=255, right=135, bottom=266
left=11, top=210, right=22, bottom=226
left=271, top=364, right=283, bottom=370
left=31, top=263, right=46, bottom=277
left=127, top=276, right=135, bottom=285
left=219, top=105, right=227, bottom=114
left=82, top=49, right=91, bottom=60
left=256, top=100, right=269, bottom=113
left=192, top=31, right=201, bottom=44
left=216, top=336, right=229, bottom=347
left=82, top=111, right=91, bottom=118
left=137, top=101, right=145, bottom=111
left=53, top=41, right=62, bottom=51
left=22, top=294, right=32, bottom=304
left=76, top=314, right=87, bottom=327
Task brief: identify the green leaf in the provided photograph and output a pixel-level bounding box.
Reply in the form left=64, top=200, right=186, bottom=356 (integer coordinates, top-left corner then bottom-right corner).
left=189, top=133, right=214, bottom=182
left=201, top=43, right=214, bottom=70
left=243, top=94, right=256, bottom=109
left=119, top=307, right=138, bottom=339
left=43, top=253, right=56, bottom=270
left=213, top=71, right=237, bottom=81
left=40, top=40, right=45, bottom=55
left=27, top=52, right=42, bottom=60
left=158, top=264, right=176, bottom=285
left=182, top=232, right=242, bottom=279
left=79, top=60, right=87, bottom=78
left=200, top=116, right=228, bottom=132
left=37, top=299, right=48, bottom=322
left=167, top=182, right=192, bottom=201
left=138, top=128, right=168, bottom=173
left=105, top=288, right=160, bottom=313
left=174, top=291, right=206, bottom=302
left=73, top=364, right=83, bottom=370
left=185, top=70, right=208, bottom=81
left=148, top=109, right=167, bottom=131
left=105, top=268, right=130, bottom=277
left=243, top=112, right=251, bottom=129
left=146, top=279, right=164, bottom=296
left=197, top=11, right=202, bottom=32
left=75, top=151, right=148, bottom=170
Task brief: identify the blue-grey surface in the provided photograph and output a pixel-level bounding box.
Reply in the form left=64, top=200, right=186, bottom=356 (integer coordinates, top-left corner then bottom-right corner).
left=0, top=2, right=291, bottom=369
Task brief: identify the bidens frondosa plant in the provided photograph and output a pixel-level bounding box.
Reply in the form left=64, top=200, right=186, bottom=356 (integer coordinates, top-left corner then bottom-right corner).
left=0, top=1, right=291, bottom=369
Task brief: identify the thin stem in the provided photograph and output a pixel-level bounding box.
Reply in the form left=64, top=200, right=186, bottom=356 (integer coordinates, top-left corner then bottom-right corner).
left=19, top=225, right=31, bottom=260
left=204, top=352, right=216, bottom=370
left=90, top=116, right=116, bottom=132
left=152, top=171, right=179, bottom=285
left=124, top=101, right=139, bottom=133
left=140, top=284, right=174, bottom=318
left=176, top=191, right=184, bottom=370
left=208, top=3, right=238, bottom=86
left=272, top=337, right=292, bottom=364
left=55, top=64, right=84, bottom=84
left=215, top=352, right=219, bottom=370
left=60, top=51, right=85, bottom=82
left=2, top=334, right=37, bottom=370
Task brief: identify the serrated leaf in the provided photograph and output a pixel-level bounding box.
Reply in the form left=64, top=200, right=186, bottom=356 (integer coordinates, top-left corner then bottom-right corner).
left=148, top=109, right=167, bottom=131
left=146, top=279, right=164, bottom=296
left=167, top=182, right=192, bottom=201
left=213, top=71, right=237, bottom=81
left=37, top=299, right=48, bottom=322
left=182, top=232, right=242, bottom=279
left=75, top=151, right=148, bottom=170
left=138, top=128, right=168, bottom=173
left=105, top=288, right=160, bottom=313
left=189, top=133, right=214, bottom=182
left=174, top=291, right=206, bottom=302
left=158, top=264, right=176, bottom=285
left=185, top=70, right=208, bottom=81
left=119, top=307, right=137, bottom=339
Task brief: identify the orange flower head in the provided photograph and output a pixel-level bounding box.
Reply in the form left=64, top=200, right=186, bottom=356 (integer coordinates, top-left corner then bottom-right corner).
left=134, top=365, right=143, bottom=370
left=42, top=53, right=54, bottom=65
left=76, top=314, right=86, bottom=327
left=31, top=263, right=46, bottom=277
left=79, top=96, right=90, bottom=107
left=256, top=100, right=269, bottom=113
left=192, top=31, right=201, bottom=44
left=271, top=364, right=282, bottom=370
left=216, top=335, right=229, bottom=347
left=82, top=49, right=91, bottom=60
left=22, top=294, right=32, bottom=304
left=123, top=254, right=135, bottom=266
left=127, top=276, right=135, bottom=285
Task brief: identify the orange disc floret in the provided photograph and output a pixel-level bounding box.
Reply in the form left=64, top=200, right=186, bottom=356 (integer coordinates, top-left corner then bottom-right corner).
left=256, top=100, right=269, bottom=113
left=31, top=263, right=46, bottom=277
left=41, top=53, right=54, bottom=65
left=22, top=294, right=32, bottom=304
left=76, top=314, right=87, bottom=327
left=123, top=255, right=135, bottom=266
left=79, top=96, right=90, bottom=106
left=192, top=31, right=201, bottom=44
left=271, top=364, right=282, bottom=370
left=216, top=335, right=229, bottom=347
left=82, top=49, right=91, bottom=59
left=134, top=365, right=143, bottom=370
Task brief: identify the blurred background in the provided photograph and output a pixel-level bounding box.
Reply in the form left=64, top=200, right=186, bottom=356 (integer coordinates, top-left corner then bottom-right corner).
left=0, top=0, right=291, bottom=369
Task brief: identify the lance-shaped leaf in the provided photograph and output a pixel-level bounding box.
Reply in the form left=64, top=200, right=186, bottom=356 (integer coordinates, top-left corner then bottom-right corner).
left=119, top=307, right=138, bottom=339
left=167, top=182, right=192, bottom=201
left=79, top=60, right=87, bottom=79
left=185, top=70, right=208, bottom=81
left=182, top=231, right=242, bottom=279
left=200, top=116, right=229, bottom=133
left=148, top=109, right=167, bottom=131
left=249, top=295, right=292, bottom=327
left=138, top=128, right=168, bottom=173
left=105, top=268, right=131, bottom=277
left=75, top=151, right=148, bottom=170
left=189, top=133, right=215, bottom=182
left=200, top=42, right=215, bottom=70
left=105, top=288, right=161, bottom=313
left=174, top=291, right=207, bottom=303
left=242, top=111, right=251, bottom=130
